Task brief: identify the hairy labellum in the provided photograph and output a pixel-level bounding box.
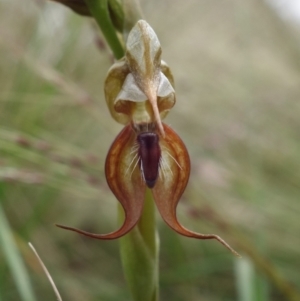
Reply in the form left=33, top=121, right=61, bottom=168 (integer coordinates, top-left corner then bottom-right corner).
left=137, top=132, right=161, bottom=188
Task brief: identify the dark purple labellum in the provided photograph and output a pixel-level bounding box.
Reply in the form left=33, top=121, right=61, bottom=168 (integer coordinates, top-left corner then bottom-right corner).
left=137, top=132, right=161, bottom=188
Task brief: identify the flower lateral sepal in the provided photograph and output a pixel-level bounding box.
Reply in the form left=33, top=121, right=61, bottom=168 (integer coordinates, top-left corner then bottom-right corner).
left=56, top=125, right=146, bottom=239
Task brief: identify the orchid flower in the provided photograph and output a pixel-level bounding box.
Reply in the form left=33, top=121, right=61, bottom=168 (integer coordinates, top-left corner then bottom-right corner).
left=56, top=20, right=239, bottom=256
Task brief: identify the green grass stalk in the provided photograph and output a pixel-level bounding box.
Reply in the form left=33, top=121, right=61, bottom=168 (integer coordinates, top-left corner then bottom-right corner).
left=0, top=187, right=37, bottom=301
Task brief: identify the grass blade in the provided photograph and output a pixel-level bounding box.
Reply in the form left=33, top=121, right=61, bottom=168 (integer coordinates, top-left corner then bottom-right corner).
left=0, top=199, right=37, bottom=301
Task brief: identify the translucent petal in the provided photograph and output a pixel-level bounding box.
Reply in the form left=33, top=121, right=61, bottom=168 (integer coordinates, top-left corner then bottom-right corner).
left=116, top=73, right=148, bottom=102
left=157, top=72, right=174, bottom=97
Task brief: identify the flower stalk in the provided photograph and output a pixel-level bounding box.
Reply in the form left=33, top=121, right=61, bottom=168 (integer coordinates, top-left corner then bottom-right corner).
left=84, top=0, right=124, bottom=59
left=119, top=189, right=159, bottom=301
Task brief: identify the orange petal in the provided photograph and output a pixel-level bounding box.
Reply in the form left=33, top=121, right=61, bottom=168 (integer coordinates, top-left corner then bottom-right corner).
left=56, top=125, right=146, bottom=239
left=152, top=124, right=240, bottom=256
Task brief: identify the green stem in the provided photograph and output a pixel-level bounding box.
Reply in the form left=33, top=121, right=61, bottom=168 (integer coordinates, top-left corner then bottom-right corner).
left=119, top=189, right=159, bottom=301
left=108, top=0, right=125, bottom=33
left=85, top=0, right=125, bottom=59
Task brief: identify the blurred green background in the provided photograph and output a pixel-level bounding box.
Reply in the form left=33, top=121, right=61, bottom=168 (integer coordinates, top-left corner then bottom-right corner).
left=1, top=0, right=300, bottom=300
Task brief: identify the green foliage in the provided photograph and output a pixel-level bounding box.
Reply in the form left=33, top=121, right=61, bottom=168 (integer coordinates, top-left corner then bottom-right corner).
left=0, top=0, right=300, bottom=300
